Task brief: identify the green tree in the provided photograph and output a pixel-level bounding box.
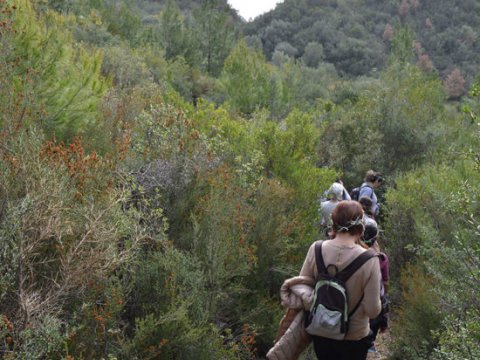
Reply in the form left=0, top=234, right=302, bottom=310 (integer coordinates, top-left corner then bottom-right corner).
left=159, top=0, right=186, bottom=59
left=96, top=0, right=142, bottom=42
left=1, top=0, right=107, bottom=140
left=188, top=0, right=236, bottom=76
left=390, top=26, right=416, bottom=65
left=302, top=41, right=325, bottom=68
left=220, top=40, right=275, bottom=115
left=318, top=62, right=446, bottom=185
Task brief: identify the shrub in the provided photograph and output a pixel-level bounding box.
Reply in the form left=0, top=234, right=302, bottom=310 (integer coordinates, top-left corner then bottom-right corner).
left=3, top=1, right=107, bottom=140
left=389, top=263, right=443, bottom=360
left=384, top=154, right=480, bottom=359
left=0, top=128, right=143, bottom=358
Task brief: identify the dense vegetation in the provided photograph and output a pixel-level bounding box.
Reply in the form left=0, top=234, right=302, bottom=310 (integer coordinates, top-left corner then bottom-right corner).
left=244, top=0, right=480, bottom=83
left=0, top=0, right=478, bottom=359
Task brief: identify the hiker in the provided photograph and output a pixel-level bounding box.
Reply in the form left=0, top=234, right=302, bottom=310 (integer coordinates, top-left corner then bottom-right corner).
left=362, top=222, right=390, bottom=353
left=359, top=196, right=380, bottom=251
left=319, top=182, right=345, bottom=238
left=359, top=196, right=375, bottom=219
left=301, top=201, right=382, bottom=360
left=321, top=179, right=351, bottom=202
left=352, top=170, right=383, bottom=217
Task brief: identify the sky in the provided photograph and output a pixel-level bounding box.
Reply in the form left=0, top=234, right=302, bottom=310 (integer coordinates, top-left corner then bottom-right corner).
left=228, top=0, right=283, bottom=21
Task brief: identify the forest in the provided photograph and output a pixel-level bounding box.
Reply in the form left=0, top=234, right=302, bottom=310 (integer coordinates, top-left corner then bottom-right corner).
left=0, top=0, right=478, bottom=359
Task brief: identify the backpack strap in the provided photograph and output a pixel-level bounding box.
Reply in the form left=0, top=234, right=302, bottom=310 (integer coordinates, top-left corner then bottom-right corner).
left=315, top=242, right=376, bottom=281
left=341, top=250, right=377, bottom=319
left=349, top=294, right=364, bottom=318
left=337, top=249, right=377, bottom=283
left=314, top=245, right=378, bottom=324
left=359, top=184, right=374, bottom=199
left=314, top=241, right=327, bottom=275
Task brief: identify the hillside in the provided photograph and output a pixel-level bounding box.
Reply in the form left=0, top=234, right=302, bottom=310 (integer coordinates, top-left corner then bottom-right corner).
left=136, top=0, right=242, bottom=24
left=243, top=0, right=480, bottom=80
left=1, top=1, right=479, bottom=359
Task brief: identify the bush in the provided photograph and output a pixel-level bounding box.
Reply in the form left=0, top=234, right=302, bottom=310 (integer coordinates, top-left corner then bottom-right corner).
left=384, top=154, right=480, bottom=358
left=389, top=263, right=443, bottom=360
left=0, top=128, right=143, bottom=358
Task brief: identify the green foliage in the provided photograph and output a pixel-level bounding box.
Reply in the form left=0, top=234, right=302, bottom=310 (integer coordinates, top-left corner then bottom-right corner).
left=86, top=0, right=142, bottom=43
left=390, top=26, right=416, bottom=65
left=101, top=45, right=152, bottom=89
left=318, top=62, right=447, bottom=186
left=220, top=40, right=276, bottom=115
left=431, top=313, right=480, bottom=360
left=4, top=315, right=66, bottom=360
left=158, top=0, right=186, bottom=59
left=4, top=0, right=480, bottom=358
left=385, top=161, right=480, bottom=358
left=242, top=0, right=480, bottom=81
left=378, top=62, right=446, bottom=172
left=390, top=263, right=443, bottom=360
left=1, top=0, right=107, bottom=140
left=121, top=245, right=243, bottom=359
left=269, top=59, right=338, bottom=117
left=257, top=109, right=334, bottom=217
left=384, top=112, right=480, bottom=358
left=71, top=11, right=117, bottom=46
left=302, top=41, right=325, bottom=68
left=123, top=99, right=334, bottom=354
left=0, top=128, right=144, bottom=358
left=187, top=0, right=236, bottom=76
left=65, top=280, right=128, bottom=358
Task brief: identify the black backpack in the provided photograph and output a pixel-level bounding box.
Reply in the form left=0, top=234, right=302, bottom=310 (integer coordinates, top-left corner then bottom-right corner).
left=305, top=241, right=376, bottom=340
left=350, top=184, right=372, bottom=201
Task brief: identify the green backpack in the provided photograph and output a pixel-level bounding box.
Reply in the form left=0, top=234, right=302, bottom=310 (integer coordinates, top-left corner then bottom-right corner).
left=305, top=241, right=376, bottom=340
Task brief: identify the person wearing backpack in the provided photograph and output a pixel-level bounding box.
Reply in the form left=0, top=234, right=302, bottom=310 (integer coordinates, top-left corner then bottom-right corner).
left=300, top=201, right=381, bottom=360
left=320, top=178, right=351, bottom=202
left=351, top=170, right=383, bottom=217
left=319, top=182, right=345, bottom=238
left=359, top=196, right=380, bottom=252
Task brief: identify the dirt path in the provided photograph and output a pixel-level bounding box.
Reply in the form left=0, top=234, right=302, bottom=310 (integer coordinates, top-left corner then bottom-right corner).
left=367, top=330, right=392, bottom=360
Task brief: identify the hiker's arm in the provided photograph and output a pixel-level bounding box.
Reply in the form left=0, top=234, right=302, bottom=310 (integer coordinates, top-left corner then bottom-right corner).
left=363, top=258, right=382, bottom=318
left=299, top=242, right=316, bottom=280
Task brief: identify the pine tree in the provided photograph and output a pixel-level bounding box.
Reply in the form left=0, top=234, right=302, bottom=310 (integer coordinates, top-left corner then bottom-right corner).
left=2, top=0, right=107, bottom=140
left=220, top=40, right=275, bottom=115
left=188, top=0, right=235, bottom=76
left=160, top=0, right=186, bottom=59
